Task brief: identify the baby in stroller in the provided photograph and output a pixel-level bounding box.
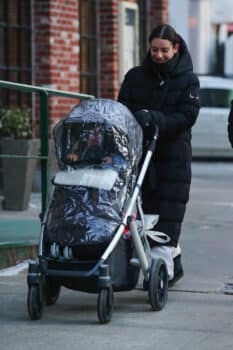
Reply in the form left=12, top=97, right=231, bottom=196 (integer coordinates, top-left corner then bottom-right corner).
left=27, top=99, right=170, bottom=323
left=65, top=123, right=123, bottom=166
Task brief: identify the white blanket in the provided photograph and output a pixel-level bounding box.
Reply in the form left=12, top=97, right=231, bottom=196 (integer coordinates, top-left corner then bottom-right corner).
left=54, top=168, right=118, bottom=190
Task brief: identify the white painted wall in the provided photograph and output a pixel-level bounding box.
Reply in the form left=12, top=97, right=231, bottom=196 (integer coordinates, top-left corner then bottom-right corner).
left=168, top=0, right=189, bottom=46
left=225, top=35, right=233, bottom=76
left=169, top=0, right=233, bottom=75
left=210, top=1, right=233, bottom=23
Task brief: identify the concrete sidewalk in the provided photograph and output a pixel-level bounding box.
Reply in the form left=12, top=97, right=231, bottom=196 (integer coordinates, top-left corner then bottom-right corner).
left=1, top=163, right=233, bottom=350
left=0, top=193, right=41, bottom=268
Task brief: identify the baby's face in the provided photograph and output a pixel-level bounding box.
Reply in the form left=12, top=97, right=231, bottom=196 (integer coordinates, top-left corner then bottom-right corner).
left=67, top=153, right=79, bottom=162
left=102, top=156, right=112, bottom=164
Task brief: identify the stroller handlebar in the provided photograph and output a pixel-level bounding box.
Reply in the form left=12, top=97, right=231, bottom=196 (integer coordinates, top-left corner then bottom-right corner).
left=147, top=123, right=159, bottom=153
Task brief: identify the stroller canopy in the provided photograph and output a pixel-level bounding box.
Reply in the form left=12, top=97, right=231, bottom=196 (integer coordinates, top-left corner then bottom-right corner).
left=53, top=99, right=143, bottom=170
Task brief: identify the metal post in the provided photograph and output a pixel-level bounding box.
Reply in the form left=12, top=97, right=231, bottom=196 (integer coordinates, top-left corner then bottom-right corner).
left=40, top=91, right=49, bottom=215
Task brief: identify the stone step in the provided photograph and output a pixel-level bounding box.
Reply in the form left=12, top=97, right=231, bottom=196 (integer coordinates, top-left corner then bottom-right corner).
left=0, top=219, right=40, bottom=269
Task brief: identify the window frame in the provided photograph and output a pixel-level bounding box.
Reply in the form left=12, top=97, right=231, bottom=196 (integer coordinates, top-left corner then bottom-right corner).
left=0, top=0, right=32, bottom=107
left=118, top=2, right=139, bottom=83
left=200, top=88, right=233, bottom=108
left=79, top=0, right=98, bottom=97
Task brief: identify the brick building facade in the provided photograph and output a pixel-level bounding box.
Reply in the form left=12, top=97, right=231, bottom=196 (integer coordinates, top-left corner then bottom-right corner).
left=0, top=0, right=168, bottom=193
left=0, top=0, right=168, bottom=125
left=33, top=0, right=168, bottom=124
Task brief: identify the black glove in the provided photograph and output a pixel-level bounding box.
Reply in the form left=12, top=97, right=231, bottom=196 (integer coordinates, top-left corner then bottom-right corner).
left=134, top=110, right=152, bottom=129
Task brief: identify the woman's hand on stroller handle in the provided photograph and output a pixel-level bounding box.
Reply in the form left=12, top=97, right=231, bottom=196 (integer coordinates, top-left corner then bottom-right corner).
left=134, top=110, right=157, bottom=129
left=134, top=110, right=159, bottom=149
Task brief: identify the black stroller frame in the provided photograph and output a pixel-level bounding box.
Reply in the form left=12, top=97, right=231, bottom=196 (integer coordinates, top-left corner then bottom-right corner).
left=27, top=105, right=169, bottom=324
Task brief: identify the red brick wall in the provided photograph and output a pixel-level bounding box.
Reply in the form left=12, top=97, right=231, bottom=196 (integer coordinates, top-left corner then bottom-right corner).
left=98, top=0, right=119, bottom=100
left=33, top=0, right=80, bottom=128
left=98, top=0, right=168, bottom=100
left=149, top=0, right=168, bottom=31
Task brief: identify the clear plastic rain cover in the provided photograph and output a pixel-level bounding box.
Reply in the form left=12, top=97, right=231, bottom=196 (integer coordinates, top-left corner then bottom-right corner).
left=45, top=99, right=143, bottom=247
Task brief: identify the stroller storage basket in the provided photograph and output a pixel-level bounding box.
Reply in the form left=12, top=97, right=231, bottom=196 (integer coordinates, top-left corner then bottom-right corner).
left=44, top=238, right=140, bottom=293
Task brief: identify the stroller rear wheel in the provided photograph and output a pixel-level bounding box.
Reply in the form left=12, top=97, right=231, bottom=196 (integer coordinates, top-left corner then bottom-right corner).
left=97, top=286, right=113, bottom=324
left=27, top=285, right=44, bottom=320
left=45, top=278, right=61, bottom=306
left=148, top=258, right=168, bottom=311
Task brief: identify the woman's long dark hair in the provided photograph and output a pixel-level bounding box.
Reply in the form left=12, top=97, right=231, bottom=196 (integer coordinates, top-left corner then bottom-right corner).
left=149, top=24, right=180, bottom=47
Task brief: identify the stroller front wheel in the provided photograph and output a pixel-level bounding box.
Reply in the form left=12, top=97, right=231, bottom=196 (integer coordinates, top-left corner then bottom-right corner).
left=97, top=286, right=113, bottom=324
left=148, top=258, right=168, bottom=311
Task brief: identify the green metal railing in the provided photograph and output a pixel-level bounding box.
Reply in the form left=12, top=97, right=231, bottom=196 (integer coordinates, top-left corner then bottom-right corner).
left=0, top=80, right=94, bottom=214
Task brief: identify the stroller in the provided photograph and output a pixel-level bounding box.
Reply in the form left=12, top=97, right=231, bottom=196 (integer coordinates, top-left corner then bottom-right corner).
left=27, top=99, right=169, bottom=323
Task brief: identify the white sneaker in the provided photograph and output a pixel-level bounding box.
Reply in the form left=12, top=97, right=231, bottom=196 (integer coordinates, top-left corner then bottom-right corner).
left=171, top=244, right=181, bottom=258
left=150, top=246, right=175, bottom=280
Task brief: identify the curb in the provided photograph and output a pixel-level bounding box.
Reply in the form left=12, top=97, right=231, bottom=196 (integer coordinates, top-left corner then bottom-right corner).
left=0, top=243, right=38, bottom=270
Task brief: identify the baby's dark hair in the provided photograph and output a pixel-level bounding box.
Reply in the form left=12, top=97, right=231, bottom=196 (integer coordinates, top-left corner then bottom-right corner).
left=149, top=24, right=180, bottom=47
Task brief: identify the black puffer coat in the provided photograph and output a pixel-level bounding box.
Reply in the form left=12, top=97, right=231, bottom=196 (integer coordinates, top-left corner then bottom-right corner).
left=118, top=37, right=201, bottom=247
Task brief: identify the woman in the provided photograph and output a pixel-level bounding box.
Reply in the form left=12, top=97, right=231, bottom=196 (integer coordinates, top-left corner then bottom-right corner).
left=118, top=24, right=201, bottom=285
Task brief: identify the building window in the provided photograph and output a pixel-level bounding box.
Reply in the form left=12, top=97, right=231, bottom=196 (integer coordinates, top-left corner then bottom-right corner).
left=0, top=0, right=32, bottom=107
left=79, top=0, right=98, bottom=96
left=119, top=2, right=139, bottom=83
